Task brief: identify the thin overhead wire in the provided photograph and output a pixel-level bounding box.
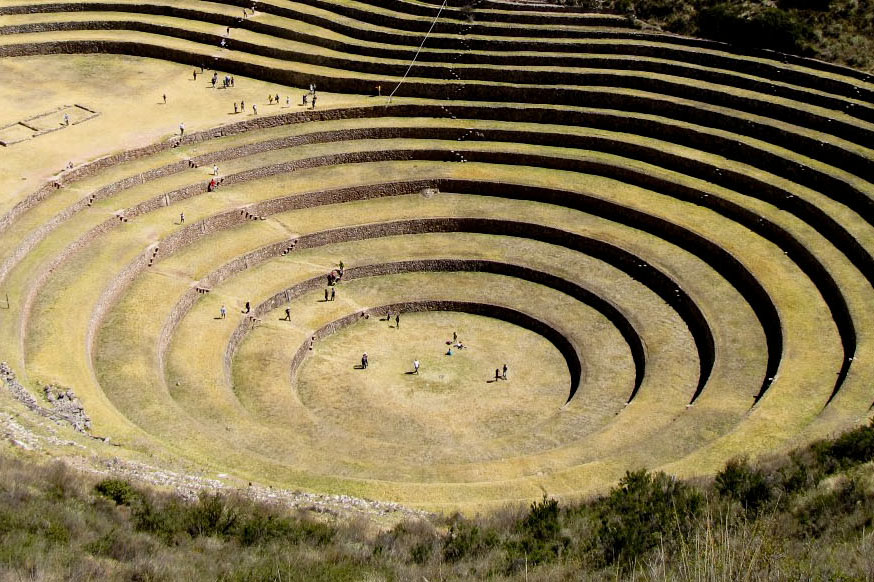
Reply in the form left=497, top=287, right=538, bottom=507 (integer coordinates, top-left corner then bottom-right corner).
left=387, top=0, right=448, bottom=102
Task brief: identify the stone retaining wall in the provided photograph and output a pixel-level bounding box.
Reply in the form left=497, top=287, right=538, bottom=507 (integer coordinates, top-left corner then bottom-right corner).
left=160, top=257, right=643, bottom=403
left=1, top=39, right=871, bottom=152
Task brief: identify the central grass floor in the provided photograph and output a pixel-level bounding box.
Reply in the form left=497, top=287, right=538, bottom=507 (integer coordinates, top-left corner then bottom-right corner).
left=295, top=311, right=569, bottom=447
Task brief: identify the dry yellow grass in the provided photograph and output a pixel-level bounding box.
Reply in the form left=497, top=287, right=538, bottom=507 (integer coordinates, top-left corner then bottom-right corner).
left=0, top=45, right=871, bottom=512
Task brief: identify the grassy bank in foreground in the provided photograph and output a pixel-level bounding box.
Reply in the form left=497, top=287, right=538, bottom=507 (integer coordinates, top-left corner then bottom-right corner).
left=3, top=420, right=874, bottom=581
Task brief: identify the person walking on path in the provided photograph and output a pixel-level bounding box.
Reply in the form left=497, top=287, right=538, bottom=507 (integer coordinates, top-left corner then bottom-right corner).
left=311, top=94, right=317, bottom=109
left=283, top=308, right=291, bottom=321
left=495, top=369, right=501, bottom=382
left=63, top=113, right=70, bottom=126
left=220, top=305, right=227, bottom=319
left=502, top=363, right=508, bottom=380
left=253, top=104, right=258, bottom=115
left=243, top=301, right=250, bottom=314
left=213, top=164, right=219, bottom=176
left=179, top=212, right=185, bottom=224
left=395, top=313, right=400, bottom=329
left=452, top=331, right=457, bottom=343
left=324, top=288, right=329, bottom=302
left=330, top=287, right=335, bottom=301
left=413, top=360, right=420, bottom=374
left=361, top=352, right=368, bottom=369
left=234, top=102, right=238, bottom=114
left=179, top=122, right=185, bottom=136
left=163, top=94, right=167, bottom=104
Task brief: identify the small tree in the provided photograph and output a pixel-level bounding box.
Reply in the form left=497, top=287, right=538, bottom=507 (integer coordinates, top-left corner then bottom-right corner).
left=595, top=470, right=702, bottom=566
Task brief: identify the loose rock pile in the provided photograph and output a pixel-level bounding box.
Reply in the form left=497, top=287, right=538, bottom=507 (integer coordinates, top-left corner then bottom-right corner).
left=0, top=362, right=91, bottom=433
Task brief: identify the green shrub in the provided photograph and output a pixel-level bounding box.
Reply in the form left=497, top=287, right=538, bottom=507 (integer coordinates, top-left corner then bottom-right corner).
left=794, top=476, right=869, bottom=537
left=410, top=541, right=432, bottom=565
left=595, top=470, right=702, bottom=566
left=185, top=493, right=238, bottom=538
left=132, top=495, right=188, bottom=542
left=698, top=4, right=810, bottom=52
left=825, top=420, right=874, bottom=466
left=443, top=514, right=499, bottom=562
left=94, top=478, right=140, bottom=506
left=715, top=458, right=772, bottom=514
left=505, top=496, right=570, bottom=569
left=779, top=0, right=832, bottom=11
left=237, top=512, right=295, bottom=546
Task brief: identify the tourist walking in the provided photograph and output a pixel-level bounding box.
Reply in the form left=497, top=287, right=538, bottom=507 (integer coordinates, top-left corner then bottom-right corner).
left=330, top=287, right=335, bottom=301
left=502, top=363, right=508, bottom=380
left=220, top=305, right=227, bottom=319
left=413, top=360, right=419, bottom=374
left=395, top=313, right=400, bottom=329
left=179, top=122, right=185, bottom=136
left=361, top=352, right=368, bottom=369
left=179, top=212, right=185, bottom=224
left=283, top=308, right=291, bottom=321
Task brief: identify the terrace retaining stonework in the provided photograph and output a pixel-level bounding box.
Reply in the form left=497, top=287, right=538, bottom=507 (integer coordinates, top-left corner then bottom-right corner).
left=0, top=362, right=92, bottom=433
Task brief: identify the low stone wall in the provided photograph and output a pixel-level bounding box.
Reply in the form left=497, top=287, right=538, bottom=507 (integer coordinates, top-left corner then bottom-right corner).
left=0, top=362, right=92, bottom=434
left=60, top=179, right=792, bottom=408
left=4, top=125, right=870, bottom=319
left=158, top=257, right=642, bottom=404
left=3, top=98, right=870, bottom=279
left=0, top=38, right=870, bottom=154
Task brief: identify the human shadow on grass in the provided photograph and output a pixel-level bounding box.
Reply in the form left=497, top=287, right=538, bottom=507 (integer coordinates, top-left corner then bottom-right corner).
left=353, top=364, right=365, bottom=370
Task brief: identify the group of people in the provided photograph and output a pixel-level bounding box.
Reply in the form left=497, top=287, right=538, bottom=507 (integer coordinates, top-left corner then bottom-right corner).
left=445, top=330, right=466, bottom=355
left=495, top=364, right=509, bottom=382
left=207, top=176, right=224, bottom=191
left=302, top=84, right=318, bottom=109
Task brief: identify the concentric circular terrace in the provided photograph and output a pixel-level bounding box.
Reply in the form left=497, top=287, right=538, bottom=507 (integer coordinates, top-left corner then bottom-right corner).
left=1, top=0, right=873, bottom=511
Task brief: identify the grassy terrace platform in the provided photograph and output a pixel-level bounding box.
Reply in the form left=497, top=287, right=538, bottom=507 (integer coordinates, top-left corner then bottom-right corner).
left=0, top=0, right=873, bottom=511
